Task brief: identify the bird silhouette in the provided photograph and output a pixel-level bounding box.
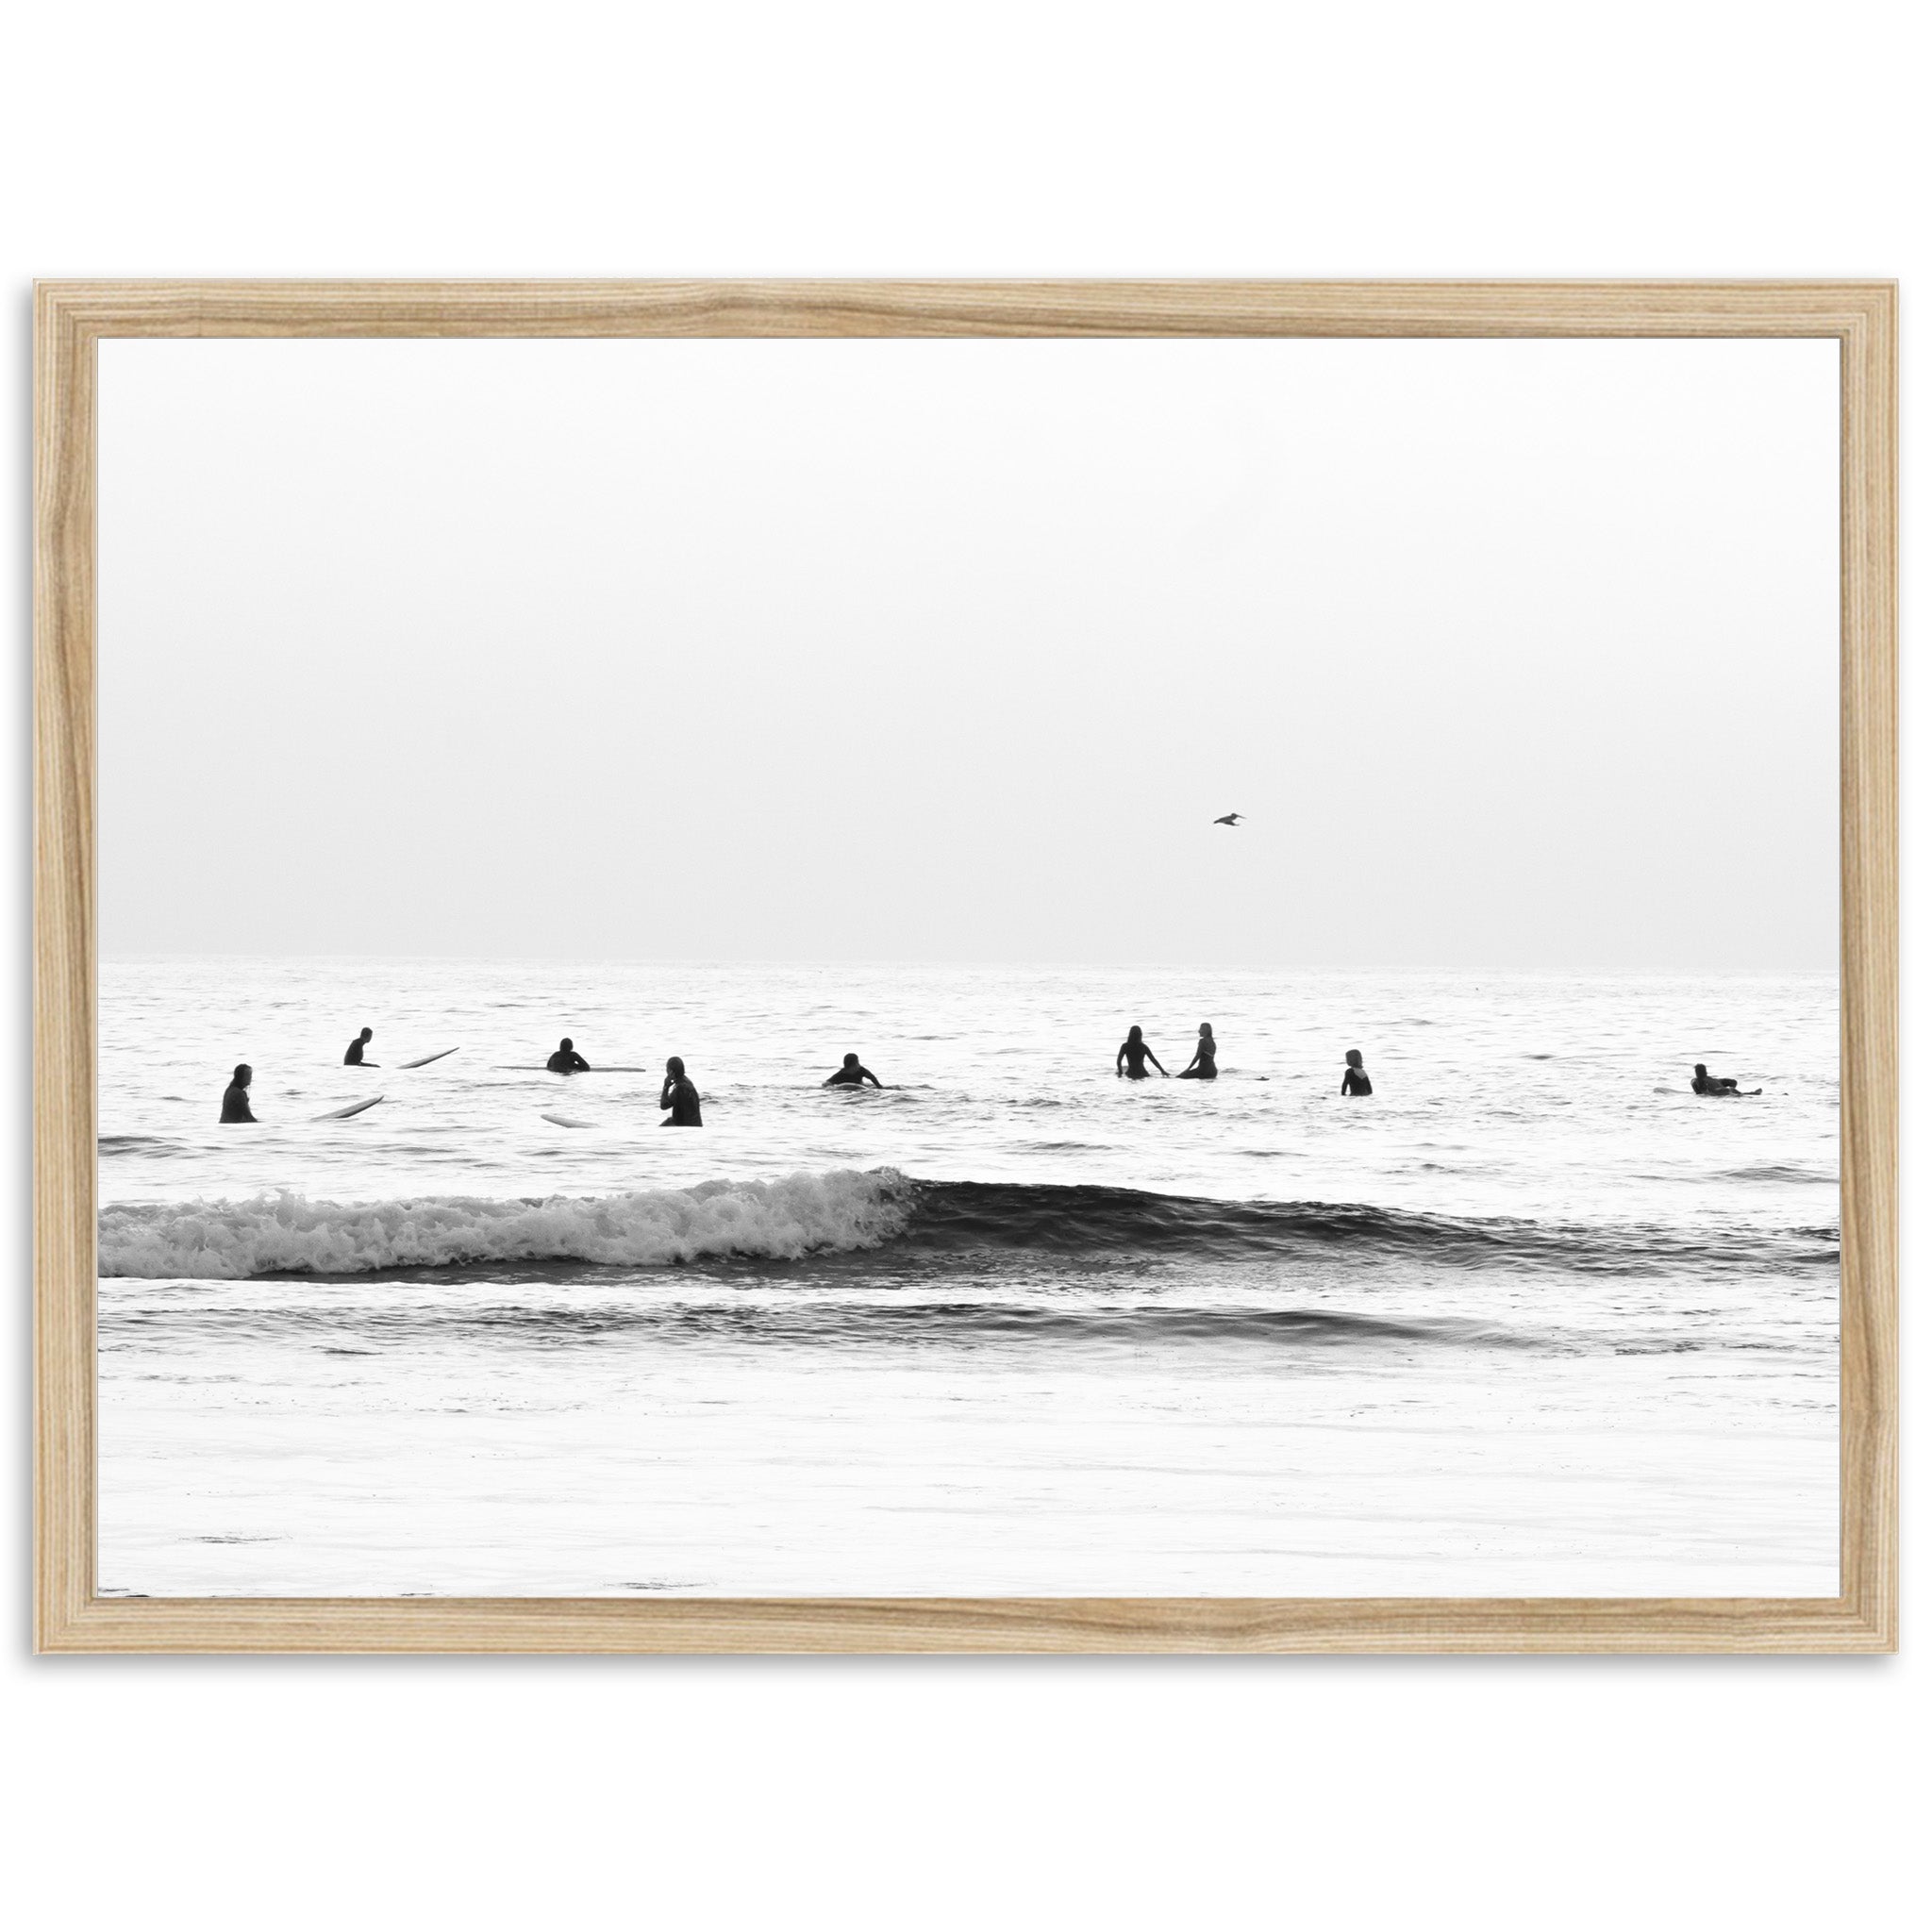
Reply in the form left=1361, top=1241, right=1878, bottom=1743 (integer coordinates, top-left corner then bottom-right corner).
left=1212, top=812, right=1244, bottom=826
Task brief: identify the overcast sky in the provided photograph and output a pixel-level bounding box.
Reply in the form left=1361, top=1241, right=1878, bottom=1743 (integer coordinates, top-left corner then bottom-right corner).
left=99, top=335, right=1839, bottom=970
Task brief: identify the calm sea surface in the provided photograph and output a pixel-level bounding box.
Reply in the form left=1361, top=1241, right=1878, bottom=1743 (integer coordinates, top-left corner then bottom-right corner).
left=97, top=958, right=1840, bottom=1596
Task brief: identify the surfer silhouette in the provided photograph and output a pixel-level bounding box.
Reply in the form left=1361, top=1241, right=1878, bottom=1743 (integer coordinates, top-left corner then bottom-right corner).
left=1212, top=812, right=1243, bottom=826
left=220, top=1063, right=257, bottom=1123
left=344, top=1026, right=375, bottom=1066
left=1115, top=1025, right=1169, bottom=1079
left=824, top=1054, right=883, bottom=1089
left=1341, top=1049, right=1373, bottom=1096
left=1690, top=1063, right=1760, bottom=1097
left=546, top=1037, right=591, bottom=1074
left=1176, top=1024, right=1219, bottom=1080
left=660, top=1057, right=704, bottom=1125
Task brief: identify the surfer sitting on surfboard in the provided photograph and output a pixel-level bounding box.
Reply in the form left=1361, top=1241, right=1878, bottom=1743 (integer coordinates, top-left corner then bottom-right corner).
left=1341, top=1049, right=1373, bottom=1096
left=660, top=1057, right=703, bottom=1126
left=823, top=1053, right=883, bottom=1089
left=221, top=1063, right=257, bottom=1123
left=1115, top=1025, right=1169, bottom=1079
left=1176, top=1024, right=1219, bottom=1080
left=545, top=1037, right=591, bottom=1074
left=1690, top=1063, right=1760, bottom=1096
left=344, top=1026, right=375, bottom=1066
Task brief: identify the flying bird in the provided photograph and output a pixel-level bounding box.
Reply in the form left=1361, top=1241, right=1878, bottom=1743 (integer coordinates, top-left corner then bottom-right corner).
left=1212, top=812, right=1244, bottom=826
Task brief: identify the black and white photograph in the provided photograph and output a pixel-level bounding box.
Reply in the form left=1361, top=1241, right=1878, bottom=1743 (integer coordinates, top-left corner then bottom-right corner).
left=94, top=332, right=1841, bottom=1600
left=8, top=2, right=1925, bottom=1926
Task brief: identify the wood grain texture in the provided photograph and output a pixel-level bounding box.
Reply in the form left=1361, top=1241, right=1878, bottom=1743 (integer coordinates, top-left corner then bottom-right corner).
left=33, top=1593, right=1902, bottom=1656
left=18, top=279, right=1904, bottom=341
left=33, top=281, right=1898, bottom=1654
left=1834, top=291, right=1900, bottom=1652
left=34, top=284, right=98, bottom=1657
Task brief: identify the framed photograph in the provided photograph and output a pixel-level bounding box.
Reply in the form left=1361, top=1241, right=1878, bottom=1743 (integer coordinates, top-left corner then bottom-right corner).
left=35, top=280, right=1895, bottom=1653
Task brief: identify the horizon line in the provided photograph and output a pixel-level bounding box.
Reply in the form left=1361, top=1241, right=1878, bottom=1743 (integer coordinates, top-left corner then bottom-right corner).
left=97, top=951, right=1840, bottom=978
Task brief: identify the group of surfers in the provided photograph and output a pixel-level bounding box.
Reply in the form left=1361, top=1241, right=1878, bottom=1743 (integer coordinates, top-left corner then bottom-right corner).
left=215, top=1025, right=1756, bottom=1125
left=1114, top=1024, right=1374, bottom=1096
left=224, top=1030, right=708, bottom=1125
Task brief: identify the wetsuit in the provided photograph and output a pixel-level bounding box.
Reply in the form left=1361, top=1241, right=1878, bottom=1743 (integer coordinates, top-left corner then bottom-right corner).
left=221, top=1083, right=256, bottom=1123
left=1341, top=1067, right=1373, bottom=1096
left=1178, top=1040, right=1218, bottom=1080
left=1117, top=1040, right=1157, bottom=1078
left=344, top=1038, right=366, bottom=1065
left=824, top=1065, right=880, bottom=1088
left=660, top=1075, right=704, bottom=1125
left=546, top=1049, right=591, bottom=1073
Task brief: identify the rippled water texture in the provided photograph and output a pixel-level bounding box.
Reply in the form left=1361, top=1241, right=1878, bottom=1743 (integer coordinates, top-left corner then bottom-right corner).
left=97, top=958, right=1840, bottom=1597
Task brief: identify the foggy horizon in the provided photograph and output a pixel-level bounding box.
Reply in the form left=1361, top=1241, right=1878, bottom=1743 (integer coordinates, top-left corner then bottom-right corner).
left=100, top=949, right=1837, bottom=976
left=99, top=336, right=1840, bottom=972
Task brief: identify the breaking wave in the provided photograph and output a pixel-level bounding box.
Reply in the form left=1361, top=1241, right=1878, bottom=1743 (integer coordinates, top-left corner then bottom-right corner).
left=97, top=1169, right=1840, bottom=1282
left=99, top=1170, right=912, bottom=1279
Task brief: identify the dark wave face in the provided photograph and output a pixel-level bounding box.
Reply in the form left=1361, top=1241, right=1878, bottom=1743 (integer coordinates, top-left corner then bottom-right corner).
left=898, top=1177, right=1838, bottom=1281
left=97, top=1168, right=1839, bottom=1284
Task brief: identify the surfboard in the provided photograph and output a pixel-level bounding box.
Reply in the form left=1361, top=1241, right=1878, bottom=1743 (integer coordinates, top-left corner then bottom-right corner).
left=495, top=1066, right=653, bottom=1074
left=400, top=1047, right=460, bottom=1069
left=313, top=1095, right=384, bottom=1122
left=540, top=1112, right=595, bottom=1128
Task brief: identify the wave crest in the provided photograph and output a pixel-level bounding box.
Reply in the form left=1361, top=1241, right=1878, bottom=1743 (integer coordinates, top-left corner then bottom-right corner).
left=99, top=1169, right=911, bottom=1279
left=96, top=1171, right=1840, bottom=1282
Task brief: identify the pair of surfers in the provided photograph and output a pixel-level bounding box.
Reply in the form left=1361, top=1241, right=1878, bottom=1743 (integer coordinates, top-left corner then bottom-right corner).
left=1115, top=1024, right=1227, bottom=1082
left=220, top=1025, right=388, bottom=1123
left=545, top=1037, right=701, bottom=1124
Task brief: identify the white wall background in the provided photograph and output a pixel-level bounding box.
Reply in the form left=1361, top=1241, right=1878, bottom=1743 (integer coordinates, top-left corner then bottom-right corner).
left=3, top=3, right=1921, bottom=1926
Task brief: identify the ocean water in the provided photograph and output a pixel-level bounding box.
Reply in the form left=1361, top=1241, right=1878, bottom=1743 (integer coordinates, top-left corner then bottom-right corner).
left=97, top=957, right=1840, bottom=1597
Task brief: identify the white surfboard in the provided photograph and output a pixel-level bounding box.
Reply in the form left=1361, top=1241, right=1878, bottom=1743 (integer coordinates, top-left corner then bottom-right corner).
left=401, top=1047, right=460, bottom=1069
left=540, top=1112, right=595, bottom=1129
left=313, top=1094, right=385, bottom=1122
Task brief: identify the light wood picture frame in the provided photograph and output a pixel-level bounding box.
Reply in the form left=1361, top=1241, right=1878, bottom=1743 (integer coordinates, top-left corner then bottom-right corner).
left=35, top=279, right=1897, bottom=1654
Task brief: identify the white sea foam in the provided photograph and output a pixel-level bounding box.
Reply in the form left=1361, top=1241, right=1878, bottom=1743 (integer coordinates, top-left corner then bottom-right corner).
left=98, top=1169, right=910, bottom=1279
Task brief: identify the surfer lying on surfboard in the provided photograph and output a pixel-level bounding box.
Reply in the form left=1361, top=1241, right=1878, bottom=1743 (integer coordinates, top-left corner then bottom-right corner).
left=1690, top=1063, right=1761, bottom=1096
left=823, top=1053, right=884, bottom=1089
